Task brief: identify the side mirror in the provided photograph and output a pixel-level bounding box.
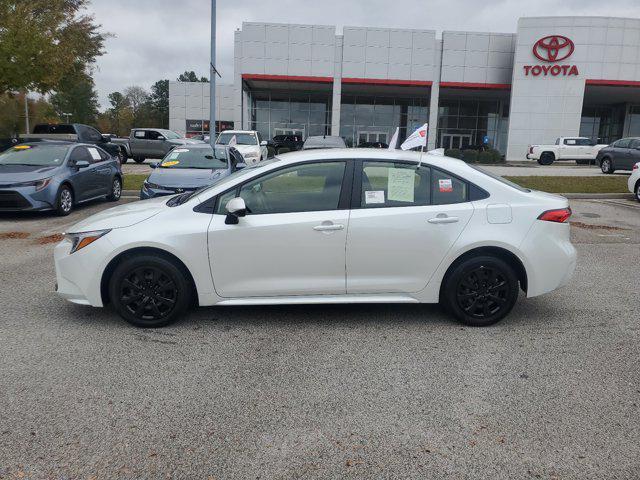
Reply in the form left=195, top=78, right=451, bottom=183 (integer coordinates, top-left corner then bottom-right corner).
left=225, top=197, right=247, bottom=225
left=260, top=140, right=268, bottom=146
left=150, top=162, right=159, bottom=169
left=75, top=160, right=90, bottom=169
left=101, top=135, right=111, bottom=143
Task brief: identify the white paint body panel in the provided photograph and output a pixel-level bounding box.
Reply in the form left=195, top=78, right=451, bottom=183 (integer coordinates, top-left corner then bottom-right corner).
left=54, top=149, right=577, bottom=311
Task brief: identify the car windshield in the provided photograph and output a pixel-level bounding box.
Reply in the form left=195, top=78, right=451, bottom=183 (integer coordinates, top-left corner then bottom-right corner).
left=469, top=164, right=531, bottom=192
left=216, top=132, right=257, bottom=146
left=0, top=144, right=70, bottom=166
left=159, top=147, right=227, bottom=169
left=159, top=130, right=181, bottom=140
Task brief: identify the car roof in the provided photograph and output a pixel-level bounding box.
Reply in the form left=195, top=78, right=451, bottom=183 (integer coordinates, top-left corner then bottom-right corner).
left=19, top=141, right=75, bottom=147
left=218, top=130, right=256, bottom=134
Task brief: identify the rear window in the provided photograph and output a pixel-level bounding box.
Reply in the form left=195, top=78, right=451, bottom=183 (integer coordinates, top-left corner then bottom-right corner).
left=469, top=165, right=530, bottom=193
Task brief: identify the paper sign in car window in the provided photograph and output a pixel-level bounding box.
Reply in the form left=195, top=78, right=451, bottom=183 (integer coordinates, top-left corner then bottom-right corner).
left=439, top=178, right=453, bottom=192
left=162, top=160, right=180, bottom=167
left=387, top=168, right=415, bottom=202
left=88, top=148, right=101, bottom=160
left=167, top=151, right=181, bottom=160
left=365, top=190, right=385, bottom=204
left=173, top=149, right=189, bottom=153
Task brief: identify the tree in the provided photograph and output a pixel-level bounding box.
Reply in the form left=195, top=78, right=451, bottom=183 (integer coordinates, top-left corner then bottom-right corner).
left=150, top=80, right=169, bottom=128
left=124, top=86, right=150, bottom=126
left=178, top=71, right=208, bottom=83
left=0, top=0, right=108, bottom=94
left=49, top=64, right=100, bottom=124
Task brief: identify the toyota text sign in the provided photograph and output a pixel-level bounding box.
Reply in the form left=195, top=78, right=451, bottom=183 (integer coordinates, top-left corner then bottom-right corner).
left=524, top=35, right=579, bottom=77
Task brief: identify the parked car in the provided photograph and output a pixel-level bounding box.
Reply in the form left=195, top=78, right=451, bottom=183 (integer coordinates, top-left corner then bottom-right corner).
left=0, top=142, right=122, bottom=215
left=627, top=162, right=640, bottom=201
left=54, top=149, right=576, bottom=328
left=140, top=144, right=245, bottom=200
left=113, top=129, right=203, bottom=164
left=20, top=123, right=127, bottom=164
left=595, top=137, right=640, bottom=174
left=357, top=141, right=389, bottom=149
left=215, top=130, right=268, bottom=165
left=527, top=137, right=608, bottom=165
left=302, top=135, right=347, bottom=150
left=270, top=134, right=304, bottom=154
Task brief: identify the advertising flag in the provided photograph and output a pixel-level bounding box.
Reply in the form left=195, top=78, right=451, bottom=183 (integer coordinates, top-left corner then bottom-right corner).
left=400, top=123, right=428, bottom=151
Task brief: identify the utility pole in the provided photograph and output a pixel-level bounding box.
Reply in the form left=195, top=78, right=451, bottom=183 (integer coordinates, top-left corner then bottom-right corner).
left=24, top=91, right=30, bottom=134
left=209, top=0, right=216, bottom=147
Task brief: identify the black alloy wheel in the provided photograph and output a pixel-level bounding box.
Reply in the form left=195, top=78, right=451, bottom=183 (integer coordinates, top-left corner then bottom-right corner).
left=442, top=256, right=519, bottom=327
left=109, top=255, right=192, bottom=328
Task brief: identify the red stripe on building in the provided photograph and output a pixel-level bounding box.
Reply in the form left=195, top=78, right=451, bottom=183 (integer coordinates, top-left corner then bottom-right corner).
left=341, top=78, right=433, bottom=86
left=241, top=74, right=334, bottom=83
left=586, top=79, right=640, bottom=87
left=439, top=82, right=511, bottom=90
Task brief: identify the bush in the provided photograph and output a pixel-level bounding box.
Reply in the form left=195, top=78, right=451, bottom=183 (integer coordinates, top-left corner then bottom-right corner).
left=445, top=147, right=504, bottom=164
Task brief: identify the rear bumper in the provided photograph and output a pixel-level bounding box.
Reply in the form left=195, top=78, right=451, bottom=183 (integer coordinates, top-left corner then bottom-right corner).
left=520, top=221, right=577, bottom=297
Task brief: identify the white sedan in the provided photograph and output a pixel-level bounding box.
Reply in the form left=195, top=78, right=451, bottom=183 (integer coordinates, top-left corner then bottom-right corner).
left=628, top=162, right=640, bottom=201
left=54, top=149, right=577, bottom=328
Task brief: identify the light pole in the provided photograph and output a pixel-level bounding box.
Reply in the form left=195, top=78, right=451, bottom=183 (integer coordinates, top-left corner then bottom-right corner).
left=62, top=113, right=72, bottom=123
left=209, top=0, right=216, bottom=147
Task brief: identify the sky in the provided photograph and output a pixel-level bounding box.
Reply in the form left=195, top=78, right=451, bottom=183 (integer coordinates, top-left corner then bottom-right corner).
left=90, top=0, right=640, bottom=109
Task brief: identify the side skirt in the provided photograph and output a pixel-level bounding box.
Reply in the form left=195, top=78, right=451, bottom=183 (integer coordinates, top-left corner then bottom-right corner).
left=214, top=294, right=421, bottom=306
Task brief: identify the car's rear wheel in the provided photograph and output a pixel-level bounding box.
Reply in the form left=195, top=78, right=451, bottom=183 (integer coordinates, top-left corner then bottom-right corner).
left=600, top=157, right=614, bottom=174
left=635, top=181, right=640, bottom=202
left=107, top=176, right=122, bottom=202
left=538, top=152, right=554, bottom=165
left=133, top=156, right=145, bottom=164
left=118, top=149, right=127, bottom=164
left=55, top=185, right=74, bottom=216
left=442, top=256, right=519, bottom=327
left=109, top=255, right=192, bottom=328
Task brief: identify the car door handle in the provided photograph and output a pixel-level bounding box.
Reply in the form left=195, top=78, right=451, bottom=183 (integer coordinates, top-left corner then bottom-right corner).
left=313, top=224, right=344, bottom=231
left=428, top=215, right=459, bottom=224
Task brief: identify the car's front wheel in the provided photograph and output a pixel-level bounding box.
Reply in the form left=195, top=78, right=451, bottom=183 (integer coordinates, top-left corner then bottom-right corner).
left=109, top=254, right=192, bottom=328
left=600, top=157, right=614, bottom=174
left=55, top=185, right=74, bottom=216
left=635, top=181, right=640, bottom=202
left=442, top=256, right=519, bottom=327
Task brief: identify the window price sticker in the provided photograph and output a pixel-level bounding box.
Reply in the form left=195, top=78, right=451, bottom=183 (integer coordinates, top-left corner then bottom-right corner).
left=439, top=178, right=453, bottom=192
left=365, top=191, right=385, bottom=204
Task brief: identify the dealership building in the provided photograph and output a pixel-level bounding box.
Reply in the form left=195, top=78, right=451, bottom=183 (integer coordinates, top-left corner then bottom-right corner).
left=169, top=16, right=640, bottom=160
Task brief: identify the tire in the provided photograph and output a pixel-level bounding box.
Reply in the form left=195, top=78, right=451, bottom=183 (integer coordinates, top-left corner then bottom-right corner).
left=441, top=255, right=519, bottom=327
left=118, top=149, right=127, bottom=164
left=635, top=181, right=640, bottom=203
left=600, top=157, right=614, bottom=174
left=537, top=152, right=555, bottom=166
left=55, top=185, right=74, bottom=216
left=133, top=156, right=145, bottom=164
left=107, top=176, right=122, bottom=202
left=108, top=254, right=192, bottom=328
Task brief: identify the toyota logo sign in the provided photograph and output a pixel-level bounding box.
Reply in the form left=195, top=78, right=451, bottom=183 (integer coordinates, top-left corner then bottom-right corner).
left=533, top=35, right=575, bottom=63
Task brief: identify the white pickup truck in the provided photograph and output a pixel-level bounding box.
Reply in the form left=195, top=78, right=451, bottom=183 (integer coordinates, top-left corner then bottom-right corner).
left=527, top=137, right=609, bottom=165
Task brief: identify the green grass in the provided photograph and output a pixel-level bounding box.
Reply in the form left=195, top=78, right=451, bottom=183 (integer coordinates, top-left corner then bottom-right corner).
left=122, top=172, right=630, bottom=195
left=504, top=176, right=629, bottom=194
left=123, top=174, right=147, bottom=191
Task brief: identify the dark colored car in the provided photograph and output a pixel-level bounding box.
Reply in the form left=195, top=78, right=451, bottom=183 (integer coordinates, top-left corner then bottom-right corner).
left=357, top=141, right=389, bottom=149
left=140, top=144, right=245, bottom=200
left=596, top=137, right=640, bottom=174
left=270, top=135, right=304, bottom=154
left=302, top=135, right=347, bottom=150
left=21, top=123, right=127, bottom=164
left=0, top=142, right=122, bottom=215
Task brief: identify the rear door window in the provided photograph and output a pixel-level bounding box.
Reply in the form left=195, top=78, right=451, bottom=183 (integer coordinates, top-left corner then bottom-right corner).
left=431, top=169, right=468, bottom=205
left=133, top=130, right=146, bottom=139
left=360, top=161, right=431, bottom=208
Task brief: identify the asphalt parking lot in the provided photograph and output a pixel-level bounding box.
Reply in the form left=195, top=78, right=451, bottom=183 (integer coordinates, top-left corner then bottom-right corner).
left=1, top=198, right=639, bottom=479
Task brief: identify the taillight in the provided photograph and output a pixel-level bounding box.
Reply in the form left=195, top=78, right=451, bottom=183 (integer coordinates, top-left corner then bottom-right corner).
left=529, top=146, right=534, bottom=154
left=538, top=208, right=572, bottom=223
left=633, top=163, right=639, bottom=171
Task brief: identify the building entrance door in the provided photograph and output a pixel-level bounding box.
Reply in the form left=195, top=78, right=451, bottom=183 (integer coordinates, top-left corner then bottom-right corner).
left=441, top=133, right=472, bottom=149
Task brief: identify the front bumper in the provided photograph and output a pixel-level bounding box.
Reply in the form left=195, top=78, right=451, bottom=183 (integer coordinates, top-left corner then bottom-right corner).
left=54, top=235, right=114, bottom=307
left=0, top=186, right=55, bottom=212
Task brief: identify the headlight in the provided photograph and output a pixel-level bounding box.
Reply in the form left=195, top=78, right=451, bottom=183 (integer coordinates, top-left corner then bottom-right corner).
left=15, top=178, right=52, bottom=191
left=64, top=230, right=111, bottom=254
left=144, top=181, right=163, bottom=190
